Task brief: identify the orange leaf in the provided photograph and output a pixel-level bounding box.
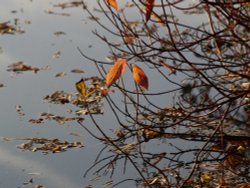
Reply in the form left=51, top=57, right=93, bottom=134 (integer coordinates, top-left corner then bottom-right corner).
left=123, top=35, right=134, bottom=44
left=151, top=12, right=165, bottom=26
left=106, top=0, right=118, bottom=11
left=106, top=58, right=127, bottom=87
left=132, top=64, right=149, bottom=90
left=101, top=88, right=110, bottom=96
left=145, top=0, right=155, bottom=22
left=160, top=60, right=176, bottom=74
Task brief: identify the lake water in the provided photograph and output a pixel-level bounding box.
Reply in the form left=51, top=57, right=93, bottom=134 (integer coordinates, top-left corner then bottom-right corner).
left=0, top=1, right=129, bottom=187
left=0, top=1, right=209, bottom=187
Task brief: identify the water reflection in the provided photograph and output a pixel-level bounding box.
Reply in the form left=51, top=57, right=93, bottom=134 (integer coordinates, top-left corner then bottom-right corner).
left=0, top=0, right=109, bottom=187
left=0, top=146, right=81, bottom=188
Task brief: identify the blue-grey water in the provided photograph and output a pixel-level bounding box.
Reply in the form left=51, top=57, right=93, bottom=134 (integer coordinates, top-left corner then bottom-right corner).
left=0, top=1, right=123, bottom=187
left=0, top=1, right=204, bottom=187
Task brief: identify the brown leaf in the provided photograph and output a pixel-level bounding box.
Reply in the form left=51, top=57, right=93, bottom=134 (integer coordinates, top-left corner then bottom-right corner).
left=106, top=0, right=118, bottom=11
left=132, top=64, right=149, bottom=90
left=106, top=58, right=127, bottom=87
left=145, top=0, right=155, bottom=22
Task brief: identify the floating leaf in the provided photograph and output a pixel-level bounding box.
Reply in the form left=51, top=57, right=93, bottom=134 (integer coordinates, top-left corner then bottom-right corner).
left=145, top=0, right=155, bottom=22
left=76, top=78, right=87, bottom=96
left=7, top=61, right=49, bottom=73
left=106, top=0, right=118, bottom=10
left=132, top=64, right=149, bottom=90
left=52, top=51, right=61, bottom=59
left=103, top=179, right=113, bottom=186
left=106, top=58, right=127, bottom=87
left=55, top=72, right=66, bottom=77
left=17, top=137, right=83, bottom=154
left=71, top=69, right=84, bottom=73
left=53, top=31, right=66, bottom=36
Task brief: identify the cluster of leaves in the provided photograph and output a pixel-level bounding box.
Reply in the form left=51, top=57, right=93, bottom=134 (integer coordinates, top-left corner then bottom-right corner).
left=76, top=0, right=250, bottom=187
left=17, top=137, right=83, bottom=154
left=0, top=21, right=24, bottom=34
left=7, top=61, right=49, bottom=74
left=105, top=58, right=148, bottom=90
left=42, top=77, right=105, bottom=116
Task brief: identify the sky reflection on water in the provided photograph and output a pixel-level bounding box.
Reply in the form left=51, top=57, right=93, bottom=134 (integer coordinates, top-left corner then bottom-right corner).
left=0, top=0, right=115, bottom=187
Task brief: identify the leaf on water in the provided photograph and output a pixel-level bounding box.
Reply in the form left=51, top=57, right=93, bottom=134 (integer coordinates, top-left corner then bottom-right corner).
left=35, top=185, right=43, bottom=188
left=22, top=178, right=33, bottom=186
left=29, top=118, right=44, bottom=124
left=84, top=185, right=93, bottom=188
left=44, top=77, right=105, bottom=116
left=43, top=91, right=72, bottom=104
left=0, top=22, right=16, bottom=34
left=90, top=175, right=101, bottom=182
left=106, top=58, right=128, bottom=87
left=71, top=69, right=84, bottom=73
left=29, top=112, right=84, bottom=125
left=75, top=78, right=87, bottom=96
left=103, top=179, right=113, bottom=186
left=106, top=0, right=118, bottom=11
left=55, top=72, right=66, bottom=77
left=15, top=104, right=25, bottom=116
left=145, top=0, right=155, bottom=22
left=53, top=31, right=66, bottom=36
left=200, top=174, right=211, bottom=183
left=7, top=61, right=49, bottom=73
left=54, top=1, right=83, bottom=9
left=17, top=138, right=84, bottom=154
left=0, top=83, right=5, bottom=88
left=132, top=64, right=149, bottom=90
left=69, top=132, right=82, bottom=137
left=44, top=10, right=70, bottom=16
left=52, top=51, right=61, bottom=59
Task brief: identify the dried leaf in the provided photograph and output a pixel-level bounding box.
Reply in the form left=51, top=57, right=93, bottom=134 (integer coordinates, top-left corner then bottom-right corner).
left=123, top=35, right=134, bottom=44
left=132, top=64, right=149, bottom=90
left=106, top=0, right=118, bottom=10
left=145, top=0, right=155, bottom=22
left=71, top=69, right=84, bottom=73
left=52, top=51, right=61, bottom=59
left=0, top=22, right=16, bottom=34
left=17, top=137, right=83, bottom=154
left=151, top=12, right=165, bottom=26
left=160, top=60, right=176, bottom=74
left=103, top=179, right=113, bottom=186
left=106, top=58, right=127, bottom=87
left=7, top=61, right=43, bottom=73
left=76, top=78, right=87, bottom=96
left=55, top=72, right=66, bottom=77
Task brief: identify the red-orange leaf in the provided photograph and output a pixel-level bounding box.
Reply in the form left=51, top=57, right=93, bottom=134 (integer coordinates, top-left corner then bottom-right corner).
left=145, top=0, right=155, bottom=22
left=106, top=0, right=118, bottom=11
left=106, top=59, right=127, bottom=87
left=132, top=64, right=149, bottom=90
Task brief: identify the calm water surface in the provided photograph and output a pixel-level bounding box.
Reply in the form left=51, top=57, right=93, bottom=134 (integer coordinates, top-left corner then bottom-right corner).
left=0, top=1, right=203, bottom=187
left=0, top=1, right=132, bottom=187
